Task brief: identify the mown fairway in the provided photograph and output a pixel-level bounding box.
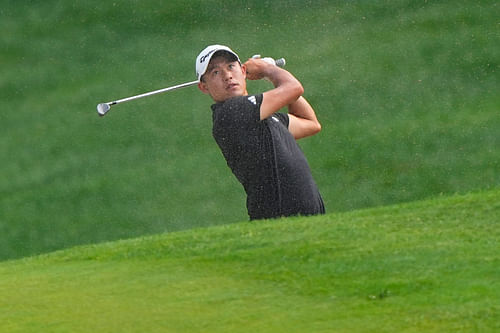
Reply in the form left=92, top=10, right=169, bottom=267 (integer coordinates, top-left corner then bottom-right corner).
left=1, top=1, right=499, bottom=261
left=1, top=190, right=499, bottom=332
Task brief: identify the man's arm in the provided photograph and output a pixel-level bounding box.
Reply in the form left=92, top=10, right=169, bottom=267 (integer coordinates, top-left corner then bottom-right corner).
left=287, top=96, right=321, bottom=139
left=244, top=58, right=303, bottom=120
left=244, top=58, right=321, bottom=139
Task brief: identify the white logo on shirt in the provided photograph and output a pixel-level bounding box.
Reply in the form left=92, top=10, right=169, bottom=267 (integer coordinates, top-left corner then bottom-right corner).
left=248, top=96, right=257, bottom=105
left=272, top=116, right=279, bottom=122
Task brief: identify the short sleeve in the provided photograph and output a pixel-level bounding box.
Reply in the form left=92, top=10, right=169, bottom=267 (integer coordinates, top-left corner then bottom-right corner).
left=273, top=112, right=289, bottom=128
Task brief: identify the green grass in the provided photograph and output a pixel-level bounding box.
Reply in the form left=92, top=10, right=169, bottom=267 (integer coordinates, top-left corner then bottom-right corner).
left=1, top=189, right=499, bottom=332
left=1, top=0, right=499, bottom=260
left=1, top=2, right=498, bottom=330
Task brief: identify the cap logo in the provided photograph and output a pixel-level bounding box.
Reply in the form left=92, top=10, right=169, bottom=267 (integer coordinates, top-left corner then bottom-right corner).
left=200, top=49, right=216, bottom=64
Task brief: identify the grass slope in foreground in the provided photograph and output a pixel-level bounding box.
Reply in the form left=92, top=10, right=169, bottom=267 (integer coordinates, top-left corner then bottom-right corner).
left=1, top=190, right=499, bottom=332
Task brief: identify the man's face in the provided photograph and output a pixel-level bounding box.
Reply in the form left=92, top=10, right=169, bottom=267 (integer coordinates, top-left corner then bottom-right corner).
left=198, top=57, right=248, bottom=102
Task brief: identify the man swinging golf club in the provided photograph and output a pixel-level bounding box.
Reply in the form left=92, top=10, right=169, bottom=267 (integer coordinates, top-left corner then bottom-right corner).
left=197, top=45, right=325, bottom=220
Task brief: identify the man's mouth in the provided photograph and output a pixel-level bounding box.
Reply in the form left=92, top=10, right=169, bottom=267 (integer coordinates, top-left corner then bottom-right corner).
left=226, top=83, right=239, bottom=90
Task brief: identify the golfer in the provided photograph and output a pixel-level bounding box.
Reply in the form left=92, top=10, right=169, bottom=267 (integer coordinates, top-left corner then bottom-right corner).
left=196, top=45, right=325, bottom=220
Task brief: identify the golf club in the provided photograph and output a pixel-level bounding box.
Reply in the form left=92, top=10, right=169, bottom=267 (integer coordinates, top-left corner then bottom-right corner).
left=97, top=81, right=198, bottom=117
left=96, top=57, right=285, bottom=117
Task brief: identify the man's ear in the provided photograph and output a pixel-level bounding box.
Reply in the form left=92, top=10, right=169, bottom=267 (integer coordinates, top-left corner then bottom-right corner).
left=241, top=63, right=247, bottom=79
left=198, top=81, right=209, bottom=94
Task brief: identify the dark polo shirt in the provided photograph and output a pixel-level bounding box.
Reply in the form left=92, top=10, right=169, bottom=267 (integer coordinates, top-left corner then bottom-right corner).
left=211, top=94, right=325, bottom=220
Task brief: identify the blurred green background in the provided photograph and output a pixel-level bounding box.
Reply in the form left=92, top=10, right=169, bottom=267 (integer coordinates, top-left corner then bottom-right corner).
left=1, top=0, right=498, bottom=260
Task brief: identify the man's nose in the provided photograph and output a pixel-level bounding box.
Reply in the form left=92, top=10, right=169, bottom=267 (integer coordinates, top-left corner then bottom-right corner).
left=222, top=69, right=232, bottom=80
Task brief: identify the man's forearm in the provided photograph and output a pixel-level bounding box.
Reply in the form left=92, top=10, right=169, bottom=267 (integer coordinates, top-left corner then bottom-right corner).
left=287, top=96, right=322, bottom=139
left=288, top=97, right=318, bottom=122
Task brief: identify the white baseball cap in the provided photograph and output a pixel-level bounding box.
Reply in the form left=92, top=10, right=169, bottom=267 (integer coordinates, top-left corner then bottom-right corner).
left=195, top=45, right=240, bottom=81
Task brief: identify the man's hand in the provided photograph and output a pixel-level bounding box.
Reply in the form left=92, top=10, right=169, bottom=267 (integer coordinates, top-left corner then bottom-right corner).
left=244, top=58, right=274, bottom=81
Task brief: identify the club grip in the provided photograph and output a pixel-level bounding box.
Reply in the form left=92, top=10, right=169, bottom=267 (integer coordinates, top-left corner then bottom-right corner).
left=274, top=58, right=286, bottom=67
left=252, top=54, right=286, bottom=67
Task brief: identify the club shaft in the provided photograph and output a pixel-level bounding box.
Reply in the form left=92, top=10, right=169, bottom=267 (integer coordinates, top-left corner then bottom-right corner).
left=107, top=80, right=199, bottom=106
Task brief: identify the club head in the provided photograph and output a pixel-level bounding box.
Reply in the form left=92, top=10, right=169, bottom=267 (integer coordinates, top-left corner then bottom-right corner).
left=97, top=103, right=110, bottom=116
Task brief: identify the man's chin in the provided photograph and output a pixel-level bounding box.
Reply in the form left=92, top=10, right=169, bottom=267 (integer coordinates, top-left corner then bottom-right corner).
left=227, top=90, right=245, bottom=99
left=213, top=88, right=247, bottom=102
